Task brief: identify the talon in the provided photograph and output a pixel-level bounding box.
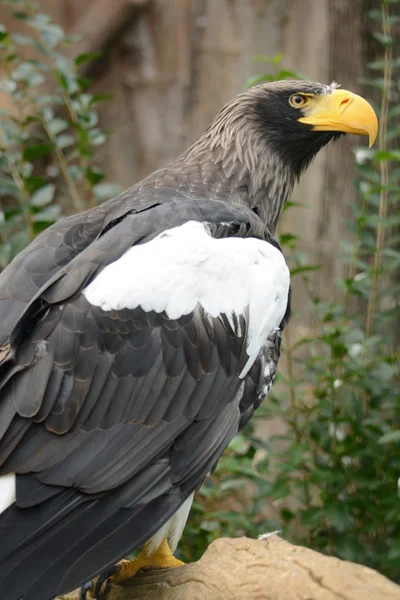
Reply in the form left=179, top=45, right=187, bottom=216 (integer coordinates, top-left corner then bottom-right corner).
left=93, top=538, right=184, bottom=598
left=94, top=565, right=119, bottom=599
left=80, top=580, right=94, bottom=600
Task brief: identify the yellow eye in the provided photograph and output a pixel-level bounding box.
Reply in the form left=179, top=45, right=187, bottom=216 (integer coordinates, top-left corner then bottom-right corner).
left=289, top=94, right=309, bottom=108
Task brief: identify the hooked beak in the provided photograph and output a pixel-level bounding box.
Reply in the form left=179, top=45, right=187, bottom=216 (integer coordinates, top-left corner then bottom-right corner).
left=298, top=89, right=378, bottom=147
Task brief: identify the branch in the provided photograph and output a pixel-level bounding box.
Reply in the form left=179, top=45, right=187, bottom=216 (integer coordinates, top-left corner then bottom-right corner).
left=57, top=535, right=399, bottom=600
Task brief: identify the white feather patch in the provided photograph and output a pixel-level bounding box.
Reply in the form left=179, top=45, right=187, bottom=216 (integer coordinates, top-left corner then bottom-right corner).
left=0, top=472, right=16, bottom=514
left=83, top=221, right=289, bottom=376
left=144, top=492, right=194, bottom=555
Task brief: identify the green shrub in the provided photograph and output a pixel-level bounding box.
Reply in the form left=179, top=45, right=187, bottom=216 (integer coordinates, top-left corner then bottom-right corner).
left=0, top=0, right=120, bottom=268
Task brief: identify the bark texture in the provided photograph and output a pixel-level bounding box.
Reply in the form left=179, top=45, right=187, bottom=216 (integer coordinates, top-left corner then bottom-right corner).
left=57, top=535, right=400, bottom=600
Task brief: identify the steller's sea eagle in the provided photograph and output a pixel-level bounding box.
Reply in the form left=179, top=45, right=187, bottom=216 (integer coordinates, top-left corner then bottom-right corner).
left=0, top=81, right=377, bottom=600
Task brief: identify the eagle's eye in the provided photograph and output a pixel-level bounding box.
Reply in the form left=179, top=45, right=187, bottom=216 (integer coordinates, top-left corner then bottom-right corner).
left=289, top=94, right=309, bottom=109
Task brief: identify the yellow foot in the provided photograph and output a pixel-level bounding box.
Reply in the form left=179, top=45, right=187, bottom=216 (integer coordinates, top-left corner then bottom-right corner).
left=92, top=538, right=184, bottom=599
left=114, top=539, right=184, bottom=580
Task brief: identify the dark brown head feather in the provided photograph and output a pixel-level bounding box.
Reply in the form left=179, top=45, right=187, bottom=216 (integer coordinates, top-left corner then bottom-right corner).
left=143, top=81, right=341, bottom=233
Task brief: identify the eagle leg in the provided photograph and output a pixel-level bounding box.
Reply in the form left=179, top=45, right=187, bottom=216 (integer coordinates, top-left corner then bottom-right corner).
left=89, top=538, right=184, bottom=599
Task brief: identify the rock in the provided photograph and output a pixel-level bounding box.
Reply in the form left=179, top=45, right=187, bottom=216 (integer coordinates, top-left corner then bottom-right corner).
left=58, top=534, right=400, bottom=600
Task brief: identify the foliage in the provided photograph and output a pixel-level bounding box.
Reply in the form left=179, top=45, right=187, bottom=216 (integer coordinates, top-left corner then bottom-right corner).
left=245, top=53, right=306, bottom=88
left=0, top=0, right=120, bottom=268
left=181, top=2, right=400, bottom=583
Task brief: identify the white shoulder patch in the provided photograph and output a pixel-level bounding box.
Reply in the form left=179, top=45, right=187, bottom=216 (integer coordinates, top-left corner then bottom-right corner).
left=83, top=221, right=290, bottom=376
left=0, top=472, right=16, bottom=514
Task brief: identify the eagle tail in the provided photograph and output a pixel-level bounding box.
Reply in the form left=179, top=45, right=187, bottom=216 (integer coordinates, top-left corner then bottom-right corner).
left=0, top=467, right=187, bottom=600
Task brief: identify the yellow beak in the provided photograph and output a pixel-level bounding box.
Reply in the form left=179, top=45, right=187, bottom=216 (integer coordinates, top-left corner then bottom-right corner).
left=298, top=89, right=378, bottom=147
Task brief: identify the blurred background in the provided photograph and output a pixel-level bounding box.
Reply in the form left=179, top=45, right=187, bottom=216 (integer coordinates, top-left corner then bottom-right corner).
left=0, top=0, right=399, bottom=584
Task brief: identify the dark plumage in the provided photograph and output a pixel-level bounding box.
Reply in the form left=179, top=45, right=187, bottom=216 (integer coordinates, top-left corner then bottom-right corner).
left=0, top=81, right=377, bottom=600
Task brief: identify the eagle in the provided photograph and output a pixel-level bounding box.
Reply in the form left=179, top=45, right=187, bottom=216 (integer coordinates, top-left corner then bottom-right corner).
left=0, top=81, right=377, bottom=600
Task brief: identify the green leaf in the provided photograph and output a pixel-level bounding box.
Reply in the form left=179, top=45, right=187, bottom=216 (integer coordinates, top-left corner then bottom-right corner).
left=75, top=52, right=101, bottom=66
left=368, top=57, right=400, bottom=71
left=227, top=434, right=250, bottom=455
left=85, top=166, right=104, bottom=186
left=32, top=205, right=61, bottom=222
left=88, top=93, right=114, bottom=106
left=11, top=62, right=45, bottom=86
left=93, top=182, right=121, bottom=202
left=11, top=33, right=41, bottom=50
left=270, top=477, right=291, bottom=500
left=56, top=134, right=75, bottom=149
left=41, top=107, right=54, bottom=122
left=368, top=8, right=400, bottom=24
left=0, top=79, right=17, bottom=93
left=246, top=74, right=274, bottom=88
left=76, top=76, right=91, bottom=90
left=219, top=479, right=247, bottom=492
left=12, top=10, right=29, bottom=20
left=23, top=144, right=52, bottom=161
left=35, top=24, right=65, bottom=50
left=290, top=265, right=321, bottom=276
left=275, top=68, right=305, bottom=80
left=279, top=233, right=298, bottom=246
left=0, top=176, right=20, bottom=198
left=54, top=69, right=79, bottom=95
left=280, top=508, right=295, bottom=523
left=6, top=53, right=19, bottom=63
left=35, top=94, right=63, bottom=107
left=68, top=165, right=84, bottom=181
left=389, top=104, right=400, bottom=118
left=24, top=176, right=47, bottom=194
left=378, top=430, right=400, bottom=444
left=77, top=111, right=98, bottom=129
left=199, top=520, right=220, bottom=532
left=282, top=201, right=298, bottom=212
left=325, top=501, right=353, bottom=532
left=31, top=183, right=55, bottom=207
left=388, top=540, right=400, bottom=560
left=375, top=149, right=400, bottom=162
left=88, top=128, right=106, bottom=146
left=8, top=229, right=31, bottom=257
left=372, top=31, right=392, bottom=46
left=335, top=537, right=364, bottom=563
left=48, top=118, right=68, bottom=135
left=300, top=507, right=322, bottom=527
left=0, top=24, right=9, bottom=43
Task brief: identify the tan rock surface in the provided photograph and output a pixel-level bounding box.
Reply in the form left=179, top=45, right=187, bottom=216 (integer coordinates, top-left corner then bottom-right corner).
left=58, top=534, right=400, bottom=600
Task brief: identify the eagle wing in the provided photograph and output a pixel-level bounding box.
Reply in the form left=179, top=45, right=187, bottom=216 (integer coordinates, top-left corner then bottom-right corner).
left=0, top=196, right=289, bottom=599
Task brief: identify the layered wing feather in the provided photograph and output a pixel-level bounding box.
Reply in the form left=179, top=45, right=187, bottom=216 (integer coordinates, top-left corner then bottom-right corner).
left=0, top=196, right=289, bottom=600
